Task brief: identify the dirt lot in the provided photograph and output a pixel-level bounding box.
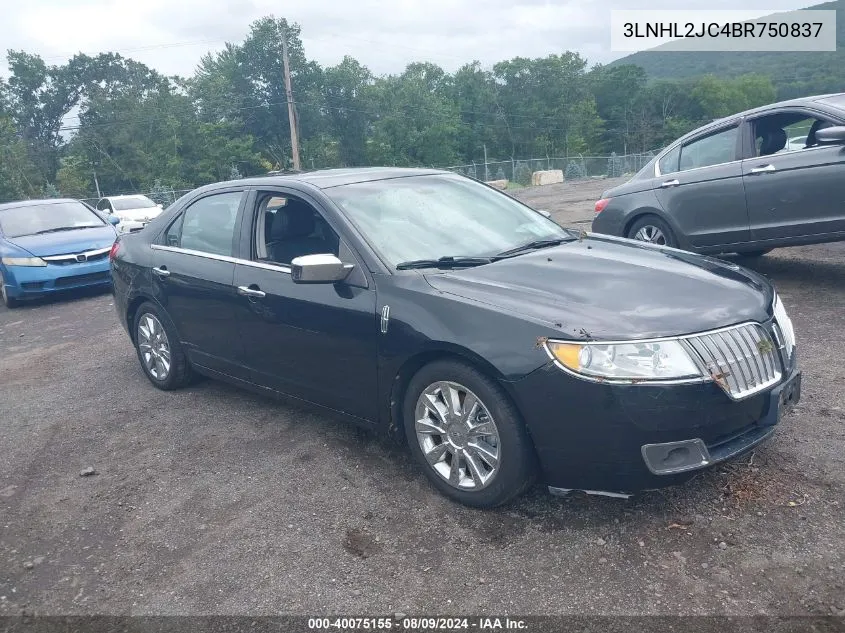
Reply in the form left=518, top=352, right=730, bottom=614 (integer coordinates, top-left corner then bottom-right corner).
left=1, top=178, right=844, bottom=617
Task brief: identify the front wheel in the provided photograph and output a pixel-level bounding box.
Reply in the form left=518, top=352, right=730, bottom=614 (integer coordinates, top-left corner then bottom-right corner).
left=627, top=215, right=678, bottom=248
left=403, top=360, right=537, bottom=508
left=133, top=301, right=193, bottom=390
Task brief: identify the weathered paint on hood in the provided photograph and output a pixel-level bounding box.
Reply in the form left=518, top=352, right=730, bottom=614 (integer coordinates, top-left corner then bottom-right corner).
left=424, top=235, right=774, bottom=341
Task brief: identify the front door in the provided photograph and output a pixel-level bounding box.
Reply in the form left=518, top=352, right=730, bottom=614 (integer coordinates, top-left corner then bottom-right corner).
left=653, top=123, right=751, bottom=248
left=150, top=189, right=249, bottom=378
left=231, top=189, right=379, bottom=421
left=742, top=110, right=845, bottom=240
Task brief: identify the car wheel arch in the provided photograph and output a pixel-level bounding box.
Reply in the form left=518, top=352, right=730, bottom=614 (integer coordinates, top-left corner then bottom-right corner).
left=623, top=209, right=690, bottom=247
left=126, top=294, right=168, bottom=343
left=386, top=345, right=530, bottom=445
left=623, top=208, right=674, bottom=239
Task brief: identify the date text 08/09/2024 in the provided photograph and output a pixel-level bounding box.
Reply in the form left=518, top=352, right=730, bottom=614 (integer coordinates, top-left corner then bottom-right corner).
left=307, top=617, right=529, bottom=630
left=622, top=21, right=824, bottom=39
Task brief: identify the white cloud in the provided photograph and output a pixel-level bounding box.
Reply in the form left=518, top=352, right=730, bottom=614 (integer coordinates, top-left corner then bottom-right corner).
left=1, top=0, right=813, bottom=79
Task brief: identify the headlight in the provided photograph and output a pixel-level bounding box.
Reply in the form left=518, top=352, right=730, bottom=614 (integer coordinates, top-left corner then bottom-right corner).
left=2, top=256, right=47, bottom=267
left=544, top=339, right=704, bottom=382
left=773, top=294, right=796, bottom=356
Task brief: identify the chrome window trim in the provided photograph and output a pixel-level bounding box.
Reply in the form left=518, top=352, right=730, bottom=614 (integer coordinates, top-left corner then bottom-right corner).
left=150, top=244, right=292, bottom=274
left=43, top=246, right=112, bottom=262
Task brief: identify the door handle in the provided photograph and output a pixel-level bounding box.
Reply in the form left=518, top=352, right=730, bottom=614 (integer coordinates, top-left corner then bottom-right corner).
left=152, top=266, right=170, bottom=278
left=750, top=164, right=776, bottom=174
left=659, top=179, right=680, bottom=188
left=237, top=285, right=266, bottom=298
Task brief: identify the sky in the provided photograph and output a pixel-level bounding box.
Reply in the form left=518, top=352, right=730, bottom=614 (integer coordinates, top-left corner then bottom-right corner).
left=0, top=0, right=817, bottom=79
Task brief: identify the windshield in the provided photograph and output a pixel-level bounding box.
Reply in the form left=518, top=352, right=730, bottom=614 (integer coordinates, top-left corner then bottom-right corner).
left=112, top=197, right=157, bottom=211
left=0, top=202, right=106, bottom=238
left=325, top=174, right=571, bottom=267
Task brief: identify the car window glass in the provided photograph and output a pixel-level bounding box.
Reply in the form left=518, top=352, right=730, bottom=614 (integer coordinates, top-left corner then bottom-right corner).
left=0, top=201, right=105, bottom=238
left=254, top=193, right=340, bottom=265
left=658, top=146, right=681, bottom=175
left=679, top=127, right=738, bottom=171
left=168, top=191, right=243, bottom=256
left=753, top=114, right=831, bottom=155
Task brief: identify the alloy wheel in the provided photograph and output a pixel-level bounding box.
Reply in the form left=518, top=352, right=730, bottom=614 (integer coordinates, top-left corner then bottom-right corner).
left=414, top=381, right=501, bottom=490
left=137, top=313, right=172, bottom=380
left=633, top=224, right=666, bottom=245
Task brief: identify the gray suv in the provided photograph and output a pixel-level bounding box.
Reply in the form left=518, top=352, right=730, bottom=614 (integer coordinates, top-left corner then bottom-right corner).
left=591, top=93, right=845, bottom=256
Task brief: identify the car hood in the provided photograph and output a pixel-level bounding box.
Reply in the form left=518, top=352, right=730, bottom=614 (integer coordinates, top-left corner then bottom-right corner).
left=7, top=226, right=117, bottom=257
left=115, top=207, right=162, bottom=222
left=424, top=235, right=774, bottom=340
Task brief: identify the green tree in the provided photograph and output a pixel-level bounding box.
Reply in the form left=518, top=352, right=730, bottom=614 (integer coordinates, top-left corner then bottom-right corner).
left=366, top=63, right=461, bottom=166
left=0, top=114, right=38, bottom=202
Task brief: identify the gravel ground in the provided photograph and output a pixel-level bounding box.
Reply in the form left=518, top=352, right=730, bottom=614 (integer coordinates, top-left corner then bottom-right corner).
left=1, top=178, right=844, bottom=617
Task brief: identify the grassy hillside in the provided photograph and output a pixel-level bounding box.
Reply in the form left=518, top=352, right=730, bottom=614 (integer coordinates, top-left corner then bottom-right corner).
left=611, top=0, right=844, bottom=99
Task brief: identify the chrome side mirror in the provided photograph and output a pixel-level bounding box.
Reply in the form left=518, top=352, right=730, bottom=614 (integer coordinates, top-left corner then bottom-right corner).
left=815, top=125, right=845, bottom=144
left=290, top=253, right=353, bottom=284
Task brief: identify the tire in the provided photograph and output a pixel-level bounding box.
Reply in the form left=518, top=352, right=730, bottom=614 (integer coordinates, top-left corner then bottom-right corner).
left=132, top=301, right=193, bottom=390
left=1, top=274, right=20, bottom=308
left=736, top=249, right=773, bottom=258
left=627, top=215, right=678, bottom=248
left=403, top=360, right=537, bottom=508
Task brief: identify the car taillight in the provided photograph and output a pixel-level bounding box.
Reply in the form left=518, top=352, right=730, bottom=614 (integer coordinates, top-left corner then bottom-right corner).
left=109, top=240, right=122, bottom=262
left=595, top=198, right=611, bottom=214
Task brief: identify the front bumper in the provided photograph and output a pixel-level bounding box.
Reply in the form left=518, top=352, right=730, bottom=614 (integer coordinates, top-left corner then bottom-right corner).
left=2, top=259, right=112, bottom=299
left=507, top=355, right=800, bottom=495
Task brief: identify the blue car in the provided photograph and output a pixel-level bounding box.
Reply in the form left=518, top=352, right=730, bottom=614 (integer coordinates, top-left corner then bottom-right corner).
left=0, top=198, right=120, bottom=308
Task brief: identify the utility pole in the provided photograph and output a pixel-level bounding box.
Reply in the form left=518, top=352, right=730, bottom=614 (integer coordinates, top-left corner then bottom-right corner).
left=483, top=144, right=489, bottom=181
left=281, top=31, right=301, bottom=172
left=93, top=168, right=101, bottom=199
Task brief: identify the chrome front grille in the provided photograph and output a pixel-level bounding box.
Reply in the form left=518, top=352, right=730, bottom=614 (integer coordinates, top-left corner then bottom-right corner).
left=685, top=323, right=782, bottom=400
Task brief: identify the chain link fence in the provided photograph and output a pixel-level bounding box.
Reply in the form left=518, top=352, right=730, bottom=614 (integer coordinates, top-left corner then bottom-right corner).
left=78, top=152, right=658, bottom=204
left=444, top=152, right=658, bottom=185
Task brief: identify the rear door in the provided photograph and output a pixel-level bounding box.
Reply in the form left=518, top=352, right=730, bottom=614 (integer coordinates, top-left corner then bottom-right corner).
left=150, top=188, right=250, bottom=378
left=741, top=108, right=845, bottom=240
left=653, top=123, right=751, bottom=248
left=231, top=187, right=379, bottom=421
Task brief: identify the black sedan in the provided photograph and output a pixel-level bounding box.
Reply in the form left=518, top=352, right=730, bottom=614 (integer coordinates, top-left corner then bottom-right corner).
left=110, top=168, right=800, bottom=507
left=592, top=92, right=845, bottom=256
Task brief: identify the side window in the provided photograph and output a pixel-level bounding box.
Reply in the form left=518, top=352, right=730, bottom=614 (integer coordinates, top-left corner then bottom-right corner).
left=679, top=126, right=739, bottom=172
left=166, top=191, right=243, bottom=257
left=97, top=200, right=110, bottom=212
left=253, top=192, right=340, bottom=265
left=658, top=145, right=680, bottom=175
left=752, top=113, right=835, bottom=156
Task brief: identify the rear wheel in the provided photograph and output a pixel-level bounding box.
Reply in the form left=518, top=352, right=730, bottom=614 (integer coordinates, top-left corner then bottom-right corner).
left=627, top=215, right=678, bottom=248
left=0, top=274, right=20, bottom=308
left=403, top=360, right=536, bottom=508
left=133, top=301, right=193, bottom=390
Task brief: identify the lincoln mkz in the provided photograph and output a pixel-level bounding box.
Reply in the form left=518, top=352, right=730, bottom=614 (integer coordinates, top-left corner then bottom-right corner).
left=110, top=168, right=800, bottom=507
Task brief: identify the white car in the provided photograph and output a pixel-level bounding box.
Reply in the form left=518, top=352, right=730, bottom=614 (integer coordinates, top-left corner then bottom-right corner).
left=96, top=195, right=163, bottom=233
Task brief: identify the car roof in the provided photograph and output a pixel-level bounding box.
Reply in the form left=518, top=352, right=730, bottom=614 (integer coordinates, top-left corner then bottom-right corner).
left=239, top=167, right=451, bottom=190
left=0, top=198, right=84, bottom=211
left=103, top=194, right=152, bottom=200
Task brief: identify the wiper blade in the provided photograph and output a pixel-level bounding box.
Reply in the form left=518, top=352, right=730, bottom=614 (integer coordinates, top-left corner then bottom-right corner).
left=494, top=236, right=575, bottom=258
left=395, top=256, right=493, bottom=270
left=33, top=226, right=87, bottom=234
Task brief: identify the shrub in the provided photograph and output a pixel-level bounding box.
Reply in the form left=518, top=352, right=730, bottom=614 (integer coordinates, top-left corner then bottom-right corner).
left=514, top=162, right=532, bottom=185
left=565, top=161, right=586, bottom=180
